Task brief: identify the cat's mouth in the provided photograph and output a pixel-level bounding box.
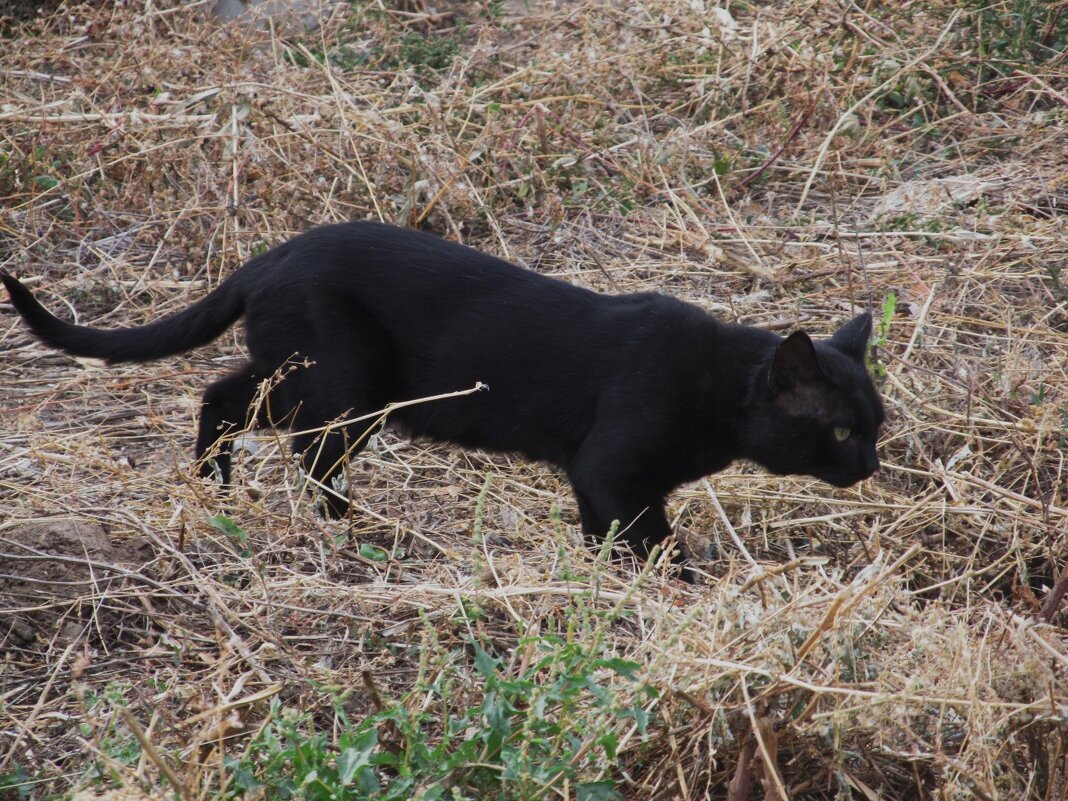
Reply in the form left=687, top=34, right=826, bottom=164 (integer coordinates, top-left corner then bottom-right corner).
left=819, top=464, right=878, bottom=488
left=824, top=474, right=865, bottom=488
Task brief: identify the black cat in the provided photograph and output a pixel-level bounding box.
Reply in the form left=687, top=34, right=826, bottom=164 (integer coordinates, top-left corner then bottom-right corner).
left=2, top=222, right=884, bottom=572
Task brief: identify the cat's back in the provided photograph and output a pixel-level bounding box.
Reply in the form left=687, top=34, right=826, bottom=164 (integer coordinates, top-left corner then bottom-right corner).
left=291, top=221, right=537, bottom=283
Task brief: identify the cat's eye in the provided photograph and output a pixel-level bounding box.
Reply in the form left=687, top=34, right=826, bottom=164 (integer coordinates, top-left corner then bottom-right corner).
left=834, top=426, right=851, bottom=442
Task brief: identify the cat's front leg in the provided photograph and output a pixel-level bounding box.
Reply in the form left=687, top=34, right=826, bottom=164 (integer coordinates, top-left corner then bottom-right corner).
left=195, top=364, right=264, bottom=486
left=570, top=477, right=693, bottom=581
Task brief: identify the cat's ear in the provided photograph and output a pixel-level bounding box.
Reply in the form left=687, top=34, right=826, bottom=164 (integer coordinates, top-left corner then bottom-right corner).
left=829, top=312, right=873, bottom=362
left=768, top=331, right=822, bottom=392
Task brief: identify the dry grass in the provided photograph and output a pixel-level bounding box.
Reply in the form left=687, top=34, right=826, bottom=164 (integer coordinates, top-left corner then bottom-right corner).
left=1, top=1, right=1066, bottom=798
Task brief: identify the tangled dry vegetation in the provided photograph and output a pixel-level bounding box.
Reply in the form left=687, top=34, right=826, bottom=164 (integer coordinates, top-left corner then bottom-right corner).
left=1, top=1, right=1066, bottom=799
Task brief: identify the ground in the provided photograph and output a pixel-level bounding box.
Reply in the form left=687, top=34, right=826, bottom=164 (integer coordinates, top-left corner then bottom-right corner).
left=1, top=1, right=1067, bottom=799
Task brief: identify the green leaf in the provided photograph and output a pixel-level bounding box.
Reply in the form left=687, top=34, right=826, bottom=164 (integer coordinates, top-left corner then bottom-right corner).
left=577, top=781, right=623, bottom=801
left=338, top=728, right=377, bottom=785
left=622, top=706, right=650, bottom=737
left=881, top=291, right=897, bottom=337
left=206, top=513, right=249, bottom=547
left=482, top=690, right=511, bottom=736
left=359, top=542, right=389, bottom=561
left=0, top=765, right=33, bottom=801
left=418, top=785, right=447, bottom=801
left=599, top=731, right=618, bottom=760
left=34, top=175, right=59, bottom=189
left=473, top=644, right=498, bottom=678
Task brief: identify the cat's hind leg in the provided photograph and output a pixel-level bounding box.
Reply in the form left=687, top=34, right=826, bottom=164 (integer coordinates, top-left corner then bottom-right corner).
left=285, top=364, right=389, bottom=519
left=291, top=423, right=355, bottom=518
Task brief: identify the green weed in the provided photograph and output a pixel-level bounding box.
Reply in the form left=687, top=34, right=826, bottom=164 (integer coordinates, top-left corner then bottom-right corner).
left=71, top=682, right=147, bottom=792
left=225, top=619, right=650, bottom=799
left=867, top=292, right=897, bottom=382
left=0, top=142, right=72, bottom=216
left=207, top=513, right=252, bottom=558
left=966, top=0, right=1068, bottom=74
left=398, top=30, right=461, bottom=79
left=925, top=0, right=1068, bottom=113
left=0, top=765, right=36, bottom=800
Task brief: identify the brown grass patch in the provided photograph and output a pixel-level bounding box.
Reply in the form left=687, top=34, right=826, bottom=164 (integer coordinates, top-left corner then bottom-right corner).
left=1, top=1, right=1066, bottom=798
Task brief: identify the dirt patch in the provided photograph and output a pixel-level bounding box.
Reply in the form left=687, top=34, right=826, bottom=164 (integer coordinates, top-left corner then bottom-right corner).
left=0, top=0, right=63, bottom=27
left=0, top=519, right=150, bottom=648
left=68, top=790, right=165, bottom=801
left=69, top=790, right=163, bottom=801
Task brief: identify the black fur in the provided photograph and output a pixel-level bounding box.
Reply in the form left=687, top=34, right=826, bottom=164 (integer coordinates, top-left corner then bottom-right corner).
left=2, top=222, right=884, bottom=571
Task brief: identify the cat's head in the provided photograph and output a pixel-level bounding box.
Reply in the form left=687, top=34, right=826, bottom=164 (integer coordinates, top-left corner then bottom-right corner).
left=741, top=312, right=885, bottom=488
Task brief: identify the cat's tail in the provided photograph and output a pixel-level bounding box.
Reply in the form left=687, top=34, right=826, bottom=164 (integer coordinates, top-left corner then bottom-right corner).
left=1, top=271, right=247, bottom=364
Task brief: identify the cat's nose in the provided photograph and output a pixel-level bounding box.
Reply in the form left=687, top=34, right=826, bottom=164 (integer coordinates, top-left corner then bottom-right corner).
left=862, top=451, right=880, bottom=478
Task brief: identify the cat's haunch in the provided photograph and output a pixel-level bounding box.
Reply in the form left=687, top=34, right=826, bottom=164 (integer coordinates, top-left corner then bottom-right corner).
left=2, top=222, right=884, bottom=577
